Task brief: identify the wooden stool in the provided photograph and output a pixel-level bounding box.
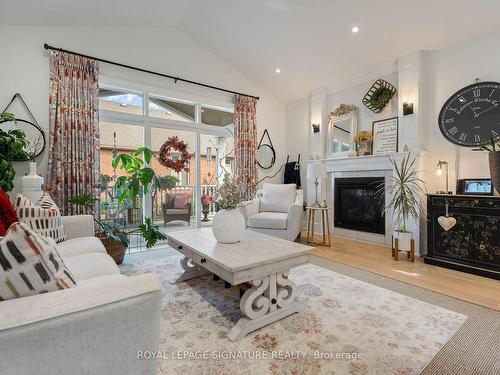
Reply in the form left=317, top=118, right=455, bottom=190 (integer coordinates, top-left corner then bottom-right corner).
left=306, top=206, right=331, bottom=246
left=392, top=236, right=415, bottom=262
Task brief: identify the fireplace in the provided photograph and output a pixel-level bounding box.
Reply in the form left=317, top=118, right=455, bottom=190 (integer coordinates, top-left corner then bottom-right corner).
left=334, top=177, right=385, bottom=235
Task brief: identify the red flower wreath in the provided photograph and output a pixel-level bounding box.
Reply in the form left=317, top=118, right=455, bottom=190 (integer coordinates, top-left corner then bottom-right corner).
left=158, top=136, right=193, bottom=173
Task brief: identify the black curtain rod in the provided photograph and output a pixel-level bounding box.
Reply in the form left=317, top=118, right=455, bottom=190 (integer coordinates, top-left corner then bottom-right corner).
left=43, top=43, right=259, bottom=100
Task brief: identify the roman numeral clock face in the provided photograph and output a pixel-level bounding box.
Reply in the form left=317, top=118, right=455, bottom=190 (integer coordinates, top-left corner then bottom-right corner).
left=439, top=81, right=500, bottom=146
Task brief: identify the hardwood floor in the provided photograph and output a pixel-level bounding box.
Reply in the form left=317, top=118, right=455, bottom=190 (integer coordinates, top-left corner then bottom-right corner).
left=303, top=233, right=500, bottom=311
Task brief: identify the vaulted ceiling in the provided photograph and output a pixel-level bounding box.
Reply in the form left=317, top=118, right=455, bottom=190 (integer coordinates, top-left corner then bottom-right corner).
left=3, top=0, right=500, bottom=102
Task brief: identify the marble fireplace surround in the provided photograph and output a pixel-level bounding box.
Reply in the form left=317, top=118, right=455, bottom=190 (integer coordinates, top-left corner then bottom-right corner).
left=309, top=152, right=421, bottom=253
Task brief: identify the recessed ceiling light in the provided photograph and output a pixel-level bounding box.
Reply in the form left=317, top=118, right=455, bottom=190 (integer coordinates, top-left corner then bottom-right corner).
left=352, top=26, right=359, bottom=33
left=275, top=68, right=281, bottom=73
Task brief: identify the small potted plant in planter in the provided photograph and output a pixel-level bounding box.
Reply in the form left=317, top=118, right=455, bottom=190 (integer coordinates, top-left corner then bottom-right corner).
left=378, top=152, right=426, bottom=259
left=158, top=175, right=179, bottom=190
left=212, top=174, right=246, bottom=243
left=353, top=130, right=373, bottom=156
left=201, top=193, right=214, bottom=222
left=473, top=137, right=500, bottom=194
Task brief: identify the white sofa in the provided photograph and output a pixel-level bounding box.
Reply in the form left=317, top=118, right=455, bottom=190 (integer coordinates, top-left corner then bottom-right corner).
left=0, top=215, right=162, bottom=375
left=239, top=183, right=304, bottom=241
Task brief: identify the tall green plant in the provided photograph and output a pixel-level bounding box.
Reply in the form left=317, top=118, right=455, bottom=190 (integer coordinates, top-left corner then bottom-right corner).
left=112, top=147, right=159, bottom=203
left=378, top=153, right=426, bottom=232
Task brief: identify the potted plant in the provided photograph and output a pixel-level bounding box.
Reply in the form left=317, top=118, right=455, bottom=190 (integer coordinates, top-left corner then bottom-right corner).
left=158, top=175, right=179, bottom=190
left=0, top=112, right=29, bottom=192
left=212, top=174, right=246, bottom=243
left=69, top=192, right=166, bottom=264
left=201, top=193, right=214, bottom=222
left=379, top=152, right=426, bottom=255
left=473, top=137, right=500, bottom=194
left=353, top=131, right=373, bottom=156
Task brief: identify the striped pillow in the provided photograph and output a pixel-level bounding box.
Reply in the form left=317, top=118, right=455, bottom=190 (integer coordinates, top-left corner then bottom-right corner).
left=0, top=222, right=76, bottom=301
left=14, top=193, right=66, bottom=243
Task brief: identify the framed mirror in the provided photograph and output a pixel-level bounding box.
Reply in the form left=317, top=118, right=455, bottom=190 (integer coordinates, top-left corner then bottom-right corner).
left=327, top=104, right=357, bottom=158
left=257, top=129, right=276, bottom=169
left=0, top=118, right=46, bottom=161
left=257, top=144, right=275, bottom=169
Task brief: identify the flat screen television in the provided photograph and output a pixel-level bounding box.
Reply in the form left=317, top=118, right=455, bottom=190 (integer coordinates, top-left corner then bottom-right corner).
left=457, top=178, right=493, bottom=195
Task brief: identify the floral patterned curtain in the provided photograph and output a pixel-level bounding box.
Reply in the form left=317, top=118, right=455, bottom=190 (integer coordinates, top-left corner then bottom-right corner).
left=234, top=95, right=258, bottom=199
left=46, top=52, right=100, bottom=215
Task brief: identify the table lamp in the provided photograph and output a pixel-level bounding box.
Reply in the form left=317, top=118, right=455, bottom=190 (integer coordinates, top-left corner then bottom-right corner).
left=307, top=162, right=327, bottom=207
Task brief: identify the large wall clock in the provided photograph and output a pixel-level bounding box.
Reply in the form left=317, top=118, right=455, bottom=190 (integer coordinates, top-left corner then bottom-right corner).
left=439, top=81, right=500, bottom=146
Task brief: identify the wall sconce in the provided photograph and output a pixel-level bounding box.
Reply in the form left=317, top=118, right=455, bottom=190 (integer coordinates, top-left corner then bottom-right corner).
left=436, top=160, right=452, bottom=194
left=312, top=123, right=320, bottom=133
left=403, top=102, right=414, bottom=116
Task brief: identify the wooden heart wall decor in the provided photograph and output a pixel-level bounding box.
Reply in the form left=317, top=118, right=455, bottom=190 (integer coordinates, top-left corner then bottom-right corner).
left=438, top=216, right=457, bottom=232
left=438, top=201, right=457, bottom=232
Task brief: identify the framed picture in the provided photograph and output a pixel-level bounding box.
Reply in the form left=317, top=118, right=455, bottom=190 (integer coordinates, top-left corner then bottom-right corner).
left=456, top=178, right=493, bottom=195
left=372, top=117, right=398, bottom=154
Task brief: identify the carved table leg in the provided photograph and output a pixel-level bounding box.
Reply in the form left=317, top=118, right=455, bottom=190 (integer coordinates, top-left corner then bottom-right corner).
left=227, top=271, right=303, bottom=342
left=170, top=256, right=210, bottom=284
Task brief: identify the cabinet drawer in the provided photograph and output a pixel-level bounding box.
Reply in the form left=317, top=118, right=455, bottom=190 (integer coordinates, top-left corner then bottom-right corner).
left=168, top=239, right=193, bottom=259
left=190, top=251, right=220, bottom=275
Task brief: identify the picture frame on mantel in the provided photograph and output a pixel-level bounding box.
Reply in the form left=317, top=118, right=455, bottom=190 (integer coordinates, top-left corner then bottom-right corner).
left=372, top=117, right=398, bottom=154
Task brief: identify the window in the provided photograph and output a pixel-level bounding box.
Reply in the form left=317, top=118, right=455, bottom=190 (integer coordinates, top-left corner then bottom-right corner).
left=201, top=106, right=233, bottom=127
left=149, top=97, right=194, bottom=122
left=98, top=83, right=234, bottom=233
left=99, top=88, right=143, bottom=115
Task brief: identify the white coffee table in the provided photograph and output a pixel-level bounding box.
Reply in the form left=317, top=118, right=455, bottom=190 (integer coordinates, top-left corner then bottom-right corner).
left=166, top=228, right=313, bottom=341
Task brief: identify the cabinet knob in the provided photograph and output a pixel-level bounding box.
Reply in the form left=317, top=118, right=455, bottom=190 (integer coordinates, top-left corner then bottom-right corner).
left=200, top=258, right=207, bottom=263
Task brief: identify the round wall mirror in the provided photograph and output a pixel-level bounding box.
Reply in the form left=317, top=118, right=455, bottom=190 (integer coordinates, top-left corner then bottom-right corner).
left=0, top=118, right=46, bottom=160
left=257, top=144, right=275, bottom=169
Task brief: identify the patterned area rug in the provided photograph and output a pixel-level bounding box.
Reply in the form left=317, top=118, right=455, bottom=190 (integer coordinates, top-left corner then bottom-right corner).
left=121, top=253, right=467, bottom=375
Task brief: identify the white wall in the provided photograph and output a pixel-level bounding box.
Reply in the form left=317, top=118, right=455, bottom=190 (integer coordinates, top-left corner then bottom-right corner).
left=0, top=25, right=286, bottom=195
left=286, top=31, right=500, bottom=198
left=422, top=30, right=500, bottom=193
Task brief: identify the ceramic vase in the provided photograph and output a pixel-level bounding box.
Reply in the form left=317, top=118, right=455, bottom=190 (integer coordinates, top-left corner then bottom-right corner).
left=21, top=161, right=44, bottom=202
left=211, top=208, right=245, bottom=243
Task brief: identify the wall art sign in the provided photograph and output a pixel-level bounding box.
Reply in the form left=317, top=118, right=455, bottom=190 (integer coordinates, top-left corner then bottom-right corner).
left=372, top=117, right=398, bottom=154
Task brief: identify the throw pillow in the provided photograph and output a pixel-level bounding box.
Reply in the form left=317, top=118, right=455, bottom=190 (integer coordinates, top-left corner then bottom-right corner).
left=173, top=194, right=189, bottom=209
left=14, top=192, right=66, bottom=242
left=0, top=188, right=18, bottom=236
left=260, top=183, right=297, bottom=213
left=0, top=222, right=76, bottom=301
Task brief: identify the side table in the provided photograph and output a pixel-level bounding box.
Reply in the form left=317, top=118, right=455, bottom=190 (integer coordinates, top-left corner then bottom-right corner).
left=306, top=206, right=331, bottom=246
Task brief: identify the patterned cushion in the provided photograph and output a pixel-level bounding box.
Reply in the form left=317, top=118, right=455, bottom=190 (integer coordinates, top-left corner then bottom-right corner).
left=14, top=192, right=66, bottom=242
left=0, top=222, right=76, bottom=301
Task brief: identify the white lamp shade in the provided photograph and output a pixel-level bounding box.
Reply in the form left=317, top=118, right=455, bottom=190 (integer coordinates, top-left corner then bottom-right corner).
left=307, top=162, right=327, bottom=179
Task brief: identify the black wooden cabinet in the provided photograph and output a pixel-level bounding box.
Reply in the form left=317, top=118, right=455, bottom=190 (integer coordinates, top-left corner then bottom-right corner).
left=425, top=194, right=500, bottom=280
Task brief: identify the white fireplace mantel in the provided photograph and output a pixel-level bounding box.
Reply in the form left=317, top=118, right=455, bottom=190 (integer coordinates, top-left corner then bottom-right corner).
left=305, top=152, right=410, bottom=173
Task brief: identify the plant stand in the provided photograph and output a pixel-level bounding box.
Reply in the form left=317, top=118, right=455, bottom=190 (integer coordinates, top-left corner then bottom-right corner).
left=392, top=236, right=415, bottom=262
left=201, top=204, right=210, bottom=222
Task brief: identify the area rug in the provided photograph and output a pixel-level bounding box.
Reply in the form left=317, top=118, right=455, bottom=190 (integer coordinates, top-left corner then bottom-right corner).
left=121, top=253, right=467, bottom=375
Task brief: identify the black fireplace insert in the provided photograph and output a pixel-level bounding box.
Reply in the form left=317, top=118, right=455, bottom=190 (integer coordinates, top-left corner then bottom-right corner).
left=334, top=177, right=385, bottom=234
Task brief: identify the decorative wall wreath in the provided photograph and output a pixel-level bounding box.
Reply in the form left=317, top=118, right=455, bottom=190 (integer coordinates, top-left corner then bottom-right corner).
left=158, top=136, right=193, bottom=173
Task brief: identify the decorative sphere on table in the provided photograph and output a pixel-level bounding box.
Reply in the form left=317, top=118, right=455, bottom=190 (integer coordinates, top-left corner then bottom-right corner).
left=211, top=208, right=246, bottom=243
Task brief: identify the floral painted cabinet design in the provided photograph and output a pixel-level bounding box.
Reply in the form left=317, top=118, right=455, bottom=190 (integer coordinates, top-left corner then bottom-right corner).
left=425, top=195, right=500, bottom=280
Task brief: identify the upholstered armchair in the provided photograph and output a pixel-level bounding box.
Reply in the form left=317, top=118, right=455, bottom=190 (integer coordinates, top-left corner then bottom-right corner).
left=162, top=193, right=192, bottom=225
left=239, top=183, right=304, bottom=241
